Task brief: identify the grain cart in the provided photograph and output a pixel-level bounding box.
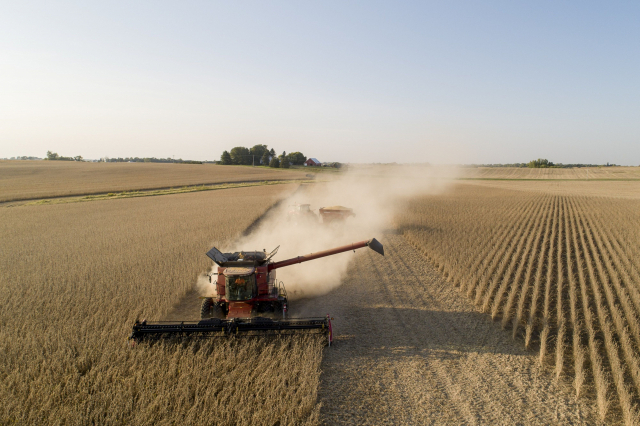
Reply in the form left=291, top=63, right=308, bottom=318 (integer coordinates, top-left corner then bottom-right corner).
left=319, top=206, right=355, bottom=224
left=130, top=238, right=384, bottom=345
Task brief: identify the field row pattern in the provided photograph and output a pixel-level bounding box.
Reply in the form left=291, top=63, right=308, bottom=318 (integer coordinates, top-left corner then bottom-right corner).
left=399, top=185, right=640, bottom=424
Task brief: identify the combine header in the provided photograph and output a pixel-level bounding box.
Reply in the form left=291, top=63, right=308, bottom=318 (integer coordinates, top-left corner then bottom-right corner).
left=130, top=238, right=384, bottom=345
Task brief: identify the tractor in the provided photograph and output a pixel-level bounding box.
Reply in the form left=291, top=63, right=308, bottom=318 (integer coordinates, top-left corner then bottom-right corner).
left=287, top=203, right=318, bottom=224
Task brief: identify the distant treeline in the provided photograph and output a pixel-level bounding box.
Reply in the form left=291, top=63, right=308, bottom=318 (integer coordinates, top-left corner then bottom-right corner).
left=220, top=145, right=306, bottom=169
left=44, top=151, right=201, bottom=164
left=103, top=157, right=202, bottom=164
left=464, top=159, right=619, bottom=168
left=527, top=158, right=619, bottom=168
left=7, top=156, right=42, bottom=161
left=46, top=151, right=83, bottom=161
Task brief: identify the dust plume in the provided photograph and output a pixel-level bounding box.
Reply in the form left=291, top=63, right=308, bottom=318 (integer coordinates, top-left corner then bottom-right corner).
left=196, top=268, right=217, bottom=296
left=216, top=164, right=459, bottom=299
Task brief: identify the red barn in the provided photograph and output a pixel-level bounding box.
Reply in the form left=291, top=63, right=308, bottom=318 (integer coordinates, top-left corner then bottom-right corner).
left=304, top=158, right=321, bottom=166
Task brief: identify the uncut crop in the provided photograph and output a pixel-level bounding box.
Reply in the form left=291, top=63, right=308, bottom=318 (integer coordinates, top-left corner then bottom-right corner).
left=0, top=184, right=324, bottom=425
left=398, top=184, right=640, bottom=424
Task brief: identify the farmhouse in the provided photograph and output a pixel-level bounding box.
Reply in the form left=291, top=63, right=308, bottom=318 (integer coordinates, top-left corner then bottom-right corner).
left=304, top=158, right=321, bottom=166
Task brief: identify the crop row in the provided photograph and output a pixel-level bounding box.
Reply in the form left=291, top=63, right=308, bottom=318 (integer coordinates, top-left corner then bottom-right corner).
left=399, top=184, right=640, bottom=424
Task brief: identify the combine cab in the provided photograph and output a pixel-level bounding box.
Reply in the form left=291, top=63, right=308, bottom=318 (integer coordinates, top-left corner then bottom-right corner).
left=201, top=247, right=287, bottom=319
left=130, top=238, right=384, bottom=345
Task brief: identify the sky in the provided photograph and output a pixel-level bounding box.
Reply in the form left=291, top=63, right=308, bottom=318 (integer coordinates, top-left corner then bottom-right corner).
left=1, top=1, right=639, bottom=164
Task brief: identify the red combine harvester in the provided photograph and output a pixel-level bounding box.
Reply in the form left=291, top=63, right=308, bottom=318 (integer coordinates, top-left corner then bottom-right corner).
left=130, top=238, right=384, bottom=345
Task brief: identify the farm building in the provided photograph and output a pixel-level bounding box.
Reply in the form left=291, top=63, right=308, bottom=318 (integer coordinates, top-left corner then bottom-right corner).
left=304, top=158, right=321, bottom=166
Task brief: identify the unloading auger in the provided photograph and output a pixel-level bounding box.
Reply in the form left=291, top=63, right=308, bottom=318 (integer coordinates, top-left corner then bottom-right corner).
left=130, top=238, right=384, bottom=345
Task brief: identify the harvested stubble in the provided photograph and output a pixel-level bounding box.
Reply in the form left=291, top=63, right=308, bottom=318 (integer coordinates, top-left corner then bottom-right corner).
left=0, top=184, right=324, bottom=425
left=464, top=179, right=640, bottom=200
left=0, top=160, right=309, bottom=202
left=460, top=166, right=640, bottom=180
left=398, top=184, right=640, bottom=424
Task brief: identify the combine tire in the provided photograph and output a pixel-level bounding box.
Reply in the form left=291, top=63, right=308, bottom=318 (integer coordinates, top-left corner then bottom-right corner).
left=201, top=298, right=214, bottom=319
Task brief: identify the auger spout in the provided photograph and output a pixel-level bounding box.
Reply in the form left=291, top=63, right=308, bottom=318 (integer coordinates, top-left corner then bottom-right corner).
left=267, top=238, right=384, bottom=271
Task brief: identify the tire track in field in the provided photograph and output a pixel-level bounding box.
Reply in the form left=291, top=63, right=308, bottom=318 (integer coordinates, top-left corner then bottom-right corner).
left=293, top=234, right=598, bottom=425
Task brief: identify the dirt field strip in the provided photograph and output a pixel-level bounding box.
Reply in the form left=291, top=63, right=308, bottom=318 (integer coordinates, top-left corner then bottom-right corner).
left=465, top=179, right=640, bottom=200
left=292, top=234, right=597, bottom=424
left=11, top=179, right=316, bottom=206
left=0, top=161, right=312, bottom=202
left=460, top=166, right=640, bottom=180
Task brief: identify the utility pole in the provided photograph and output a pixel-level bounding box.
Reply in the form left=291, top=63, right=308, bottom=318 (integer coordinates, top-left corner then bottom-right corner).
left=252, top=155, right=255, bottom=167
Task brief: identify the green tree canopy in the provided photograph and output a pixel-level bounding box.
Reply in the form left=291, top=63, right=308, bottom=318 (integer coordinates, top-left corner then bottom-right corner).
left=220, top=150, right=232, bottom=165
left=261, top=150, right=271, bottom=166
left=287, top=152, right=306, bottom=165
left=279, top=151, right=290, bottom=169
left=230, top=147, right=251, bottom=165
left=250, top=145, right=268, bottom=163
left=45, top=151, right=75, bottom=161
left=527, top=158, right=554, bottom=168
left=269, top=156, right=280, bottom=168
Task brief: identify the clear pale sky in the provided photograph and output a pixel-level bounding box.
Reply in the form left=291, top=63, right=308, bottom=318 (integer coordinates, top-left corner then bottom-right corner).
left=1, top=1, right=639, bottom=164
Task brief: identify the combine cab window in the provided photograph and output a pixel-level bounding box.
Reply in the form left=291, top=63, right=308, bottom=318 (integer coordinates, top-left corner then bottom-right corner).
left=226, top=275, right=256, bottom=301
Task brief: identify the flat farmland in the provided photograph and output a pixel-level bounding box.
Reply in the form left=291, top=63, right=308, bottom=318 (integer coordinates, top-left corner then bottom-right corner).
left=0, top=161, right=309, bottom=202
left=5, top=166, right=640, bottom=425
left=0, top=183, right=328, bottom=425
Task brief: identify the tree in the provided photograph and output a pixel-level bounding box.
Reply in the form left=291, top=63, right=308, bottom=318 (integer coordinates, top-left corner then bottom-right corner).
left=269, top=148, right=276, bottom=157
left=527, top=158, right=554, bottom=168
left=287, top=152, right=306, bottom=165
left=250, top=145, right=268, bottom=164
left=261, top=150, right=271, bottom=166
left=220, top=150, right=232, bottom=165
left=230, top=146, right=251, bottom=165
left=46, top=151, right=59, bottom=160
left=269, top=157, right=280, bottom=168
left=279, top=151, right=290, bottom=169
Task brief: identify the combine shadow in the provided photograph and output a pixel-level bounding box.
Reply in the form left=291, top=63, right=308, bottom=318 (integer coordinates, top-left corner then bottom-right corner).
left=163, top=292, right=530, bottom=361
left=292, top=302, right=531, bottom=358
left=381, top=228, right=401, bottom=235
left=163, top=288, right=202, bottom=321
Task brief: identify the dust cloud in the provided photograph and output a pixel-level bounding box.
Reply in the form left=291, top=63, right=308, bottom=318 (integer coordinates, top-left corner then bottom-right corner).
left=204, top=165, right=459, bottom=299
left=196, top=271, right=217, bottom=297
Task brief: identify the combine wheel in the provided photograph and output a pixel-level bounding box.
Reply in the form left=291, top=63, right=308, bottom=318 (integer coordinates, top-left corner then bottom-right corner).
left=200, top=298, right=214, bottom=319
